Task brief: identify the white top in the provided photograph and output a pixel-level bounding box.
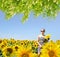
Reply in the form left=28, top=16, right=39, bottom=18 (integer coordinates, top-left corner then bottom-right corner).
left=38, top=34, right=45, bottom=43
left=38, top=34, right=45, bottom=39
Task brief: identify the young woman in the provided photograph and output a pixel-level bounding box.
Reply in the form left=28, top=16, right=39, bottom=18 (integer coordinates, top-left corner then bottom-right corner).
left=38, top=29, right=46, bottom=56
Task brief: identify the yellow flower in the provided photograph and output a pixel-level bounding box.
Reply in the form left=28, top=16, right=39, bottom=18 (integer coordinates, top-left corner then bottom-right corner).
left=0, top=42, right=7, bottom=49
left=55, top=40, right=60, bottom=48
left=2, top=46, right=15, bottom=57
left=56, top=40, right=60, bottom=45
left=16, top=46, right=36, bottom=57
left=33, top=41, right=38, bottom=48
left=40, top=41, right=60, bottom=57
left=0, top=39, right=2, bottom=44
left=12, top=45, right=20, bottom=53
left=3, top=38, right=8, bottom=45
left=44, top=34, right=51, bottom=39
left=10, top=38, right=16, bottom=44
left=20, top=40, right=25, bottom=46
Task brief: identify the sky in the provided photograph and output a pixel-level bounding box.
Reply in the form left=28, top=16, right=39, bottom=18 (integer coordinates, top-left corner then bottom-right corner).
left=0, top=10, right=60, bottom=41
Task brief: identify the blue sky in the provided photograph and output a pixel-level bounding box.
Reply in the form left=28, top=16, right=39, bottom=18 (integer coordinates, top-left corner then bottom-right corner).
left=0, top=11, right=60, bottom=41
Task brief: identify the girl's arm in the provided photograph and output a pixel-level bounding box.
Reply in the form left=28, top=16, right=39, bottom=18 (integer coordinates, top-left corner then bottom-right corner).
left=37, top=41, right=42, bottom=47
left=37, top=37, right=42, bottom=47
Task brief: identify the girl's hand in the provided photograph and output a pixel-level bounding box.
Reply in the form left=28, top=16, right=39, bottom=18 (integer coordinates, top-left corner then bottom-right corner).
left=37, top=42, right=42, bottom=47
left=38, top=44, right=42, bottom=48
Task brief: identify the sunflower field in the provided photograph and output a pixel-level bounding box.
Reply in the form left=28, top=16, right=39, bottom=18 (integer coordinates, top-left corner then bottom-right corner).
left=0, top=38, right=60, bottom=57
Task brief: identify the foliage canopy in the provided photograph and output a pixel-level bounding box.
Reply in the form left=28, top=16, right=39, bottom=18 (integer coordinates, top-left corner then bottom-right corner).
left=0, top=0, right=60, bottom=23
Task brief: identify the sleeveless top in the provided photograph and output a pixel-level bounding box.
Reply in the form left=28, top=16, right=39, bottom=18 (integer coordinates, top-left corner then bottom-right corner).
left=38, top=34, right=45, bottom=45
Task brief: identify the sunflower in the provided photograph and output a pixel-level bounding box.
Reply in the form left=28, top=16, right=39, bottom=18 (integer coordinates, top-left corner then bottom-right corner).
left=13, top=45, right=20, bottom=53
left=31, top=41, right=38, bottom=54
left=10, top=38, right=16, bottom=44
left=0, top=39, right=8, bottom=49
left=16, top=46, right=37, bottom=57
left=44, top=34, right=51, bottom=39
left=3, top=38, right=8, bottom=45
left=0, top=42, right=7, bottom=49
left=23, top=40, right=30, bottom=46
left=20, top=40, right=25, bottom=46
left=55, top=40, right=60, bottom=49
left=56, top=40, right=60, bottom=45
left=33, top=41, right=38, bottom=48
left=2, top=46, right=15, bottom=57
left=15, top=40, right=21, bottom=45
left=40, top=41, right=60, bottom=57
left=0, top=39, right=2, bottom=44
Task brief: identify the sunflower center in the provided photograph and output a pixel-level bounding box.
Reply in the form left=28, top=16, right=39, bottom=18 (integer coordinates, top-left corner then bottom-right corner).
left=7, top=48, right=13, bottom=54
left=1, top=45, right=5, bottom=48
left=48, top=50, right=56, bottom=57
left=21, top=53, right=29, bottom=57
left=15, top=46, right=18, bottom=51
left=0, top=40, right=2, bottom=43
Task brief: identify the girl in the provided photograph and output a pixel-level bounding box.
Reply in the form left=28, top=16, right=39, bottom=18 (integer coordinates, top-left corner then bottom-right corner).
left=38, top=29, right=49, bottom=57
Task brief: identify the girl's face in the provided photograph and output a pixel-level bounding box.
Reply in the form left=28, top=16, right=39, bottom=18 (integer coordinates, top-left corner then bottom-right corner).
left=41, top=31, right=45, bottom=35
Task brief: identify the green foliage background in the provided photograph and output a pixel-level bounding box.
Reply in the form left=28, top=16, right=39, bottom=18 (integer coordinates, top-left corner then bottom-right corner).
left=0, top=0, right=60, bottom=23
